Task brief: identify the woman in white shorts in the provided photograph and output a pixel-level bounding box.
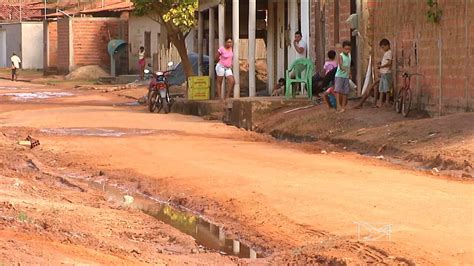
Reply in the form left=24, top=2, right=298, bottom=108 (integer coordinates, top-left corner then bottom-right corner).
left=215, top=37, right=235, bottom=99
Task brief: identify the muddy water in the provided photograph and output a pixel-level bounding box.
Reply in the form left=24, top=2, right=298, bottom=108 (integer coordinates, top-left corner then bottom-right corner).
left=1, top=92, right=73, bottom=100
left=84, top=178, right=263, bottom=259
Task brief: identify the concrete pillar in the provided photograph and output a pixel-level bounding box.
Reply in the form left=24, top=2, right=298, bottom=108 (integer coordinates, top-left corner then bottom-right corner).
left=288, top=0, right=298, bottom=65
left=43, top=20, right=49, bottom=71
left=232, top=240, right=240, bottom=255
left=301, top=0, right=310, bottom=59
left=198, top=11, right=204, bottom=76
left=68, top=18, right=74, bottom=72
left=218, top=227, right=225, bottom=245
left=248, top=0, right=256, bottom=97
left=218, top=2, right=226, bottom=97
left=276, top=0, right=285, bottom=80
left=232, top=0, right=240, bottom=98
left=218, top=3, right=225, bottom=47
left=209, top=8, right=216, bottom=97
left=266, top=0, right=275, bottom=95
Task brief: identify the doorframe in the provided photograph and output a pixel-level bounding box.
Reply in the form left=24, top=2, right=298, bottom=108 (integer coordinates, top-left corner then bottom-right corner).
left=0, top=30, right=7, bottom=68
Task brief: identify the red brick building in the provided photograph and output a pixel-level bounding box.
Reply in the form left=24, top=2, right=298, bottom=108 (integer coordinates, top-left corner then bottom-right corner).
left=54, top=17, right=128, bottom=74
left=311, top=0, right=473, bottom=115
left=42, top=1, right=132, bottom=74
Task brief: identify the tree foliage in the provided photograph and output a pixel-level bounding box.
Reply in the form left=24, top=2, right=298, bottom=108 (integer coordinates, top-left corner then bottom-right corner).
left=132, top=0, right=198, bottom=78
left=133, top=0, right=198, bottom=35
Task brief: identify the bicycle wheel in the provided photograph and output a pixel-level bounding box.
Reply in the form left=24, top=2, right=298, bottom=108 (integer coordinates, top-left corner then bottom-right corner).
left=148, top=91, right=158, bottom=113
left=401, top=88, right=412, bottom=117
left=395, top=89, right=403, bottom=113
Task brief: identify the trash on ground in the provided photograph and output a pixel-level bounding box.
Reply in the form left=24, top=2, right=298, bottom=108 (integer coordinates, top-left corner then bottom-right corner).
left=18, top=136, right=40, bottom=149
left=123, top=195, right=134, bottom=204
left=375, top=155, right=385, bottom=160
left=283, top=105, right=314, bottom=114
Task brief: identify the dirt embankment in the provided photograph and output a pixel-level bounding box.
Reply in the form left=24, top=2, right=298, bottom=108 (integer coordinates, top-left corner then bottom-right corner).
left=254, top=104, right=473, bottom=178
left=0, top=130, right=237, bottom=265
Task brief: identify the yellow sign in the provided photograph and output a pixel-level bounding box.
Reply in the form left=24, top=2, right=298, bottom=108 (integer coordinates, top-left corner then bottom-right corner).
left=188, top=76, right=210, bottom=100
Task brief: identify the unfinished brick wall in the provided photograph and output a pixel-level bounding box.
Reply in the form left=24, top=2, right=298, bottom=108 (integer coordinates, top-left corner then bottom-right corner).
left=71, top=18, right=128, bottom=71
left=57, top=18, right=70, bottom=73
left=369, top=0, right=473, bottom=114
left=310, top=0, right=352, bottom=73
left=48, top=21, right=58, bottom=68
left=324, top=0, right=352, bottom=52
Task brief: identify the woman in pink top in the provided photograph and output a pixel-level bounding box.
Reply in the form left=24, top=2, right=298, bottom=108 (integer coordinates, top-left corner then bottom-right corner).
left=215, top=37, right=235, bottom=99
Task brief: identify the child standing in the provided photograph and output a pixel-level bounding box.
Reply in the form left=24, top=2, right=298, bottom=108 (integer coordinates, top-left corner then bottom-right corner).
left=377, top=39, right=392, bottom=108
left=334, top=41, right=352, bottom=113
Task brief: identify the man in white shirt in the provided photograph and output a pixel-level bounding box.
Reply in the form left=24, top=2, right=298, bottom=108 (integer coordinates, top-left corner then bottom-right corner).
left=293, top=31, right=307, bottom=59
left=290, top=31, right=308, bottom=96
left=11, top=53, right=21, bottom=81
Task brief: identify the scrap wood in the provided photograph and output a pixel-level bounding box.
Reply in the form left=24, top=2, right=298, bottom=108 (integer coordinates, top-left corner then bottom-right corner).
left=283, top=105, right=315, bottom=114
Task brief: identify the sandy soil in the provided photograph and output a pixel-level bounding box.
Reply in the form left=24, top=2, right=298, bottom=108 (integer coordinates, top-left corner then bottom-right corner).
left=0, top=79, right=473, bottom=265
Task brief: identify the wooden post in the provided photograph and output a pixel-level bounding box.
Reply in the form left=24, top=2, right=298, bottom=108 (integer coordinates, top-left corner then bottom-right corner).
left=198, top=11, right=204, bottom=76
left=248, top=0, right=256, bottom=97
left=232, top=0, right=240, bottom=98
left=209, top=8, right=216, bottom=98
left=314, top=0, right=325, bottom=75
left=266, top=0, right=275, bottom=95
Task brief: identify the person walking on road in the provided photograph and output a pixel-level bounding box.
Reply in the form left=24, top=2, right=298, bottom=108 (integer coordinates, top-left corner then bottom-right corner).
left=215, top=37, right=235, bottom=99
left=138, top=46, right=146, bottom=80
left=11, top=53, right=21, bottom=82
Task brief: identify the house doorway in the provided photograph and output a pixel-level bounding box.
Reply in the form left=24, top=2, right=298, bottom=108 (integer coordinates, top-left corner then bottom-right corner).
left=350, top=0, right=358, bottom=85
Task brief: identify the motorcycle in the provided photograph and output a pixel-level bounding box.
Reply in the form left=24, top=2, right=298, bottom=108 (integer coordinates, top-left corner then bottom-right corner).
left=147, top=61, right=174, bottom=114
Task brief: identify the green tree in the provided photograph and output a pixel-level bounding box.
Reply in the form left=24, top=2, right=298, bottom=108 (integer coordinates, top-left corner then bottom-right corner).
left=133, top=0, right=198, bottom=78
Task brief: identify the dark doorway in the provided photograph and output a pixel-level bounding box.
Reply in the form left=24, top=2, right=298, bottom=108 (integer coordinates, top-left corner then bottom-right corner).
left=350, top=0, right=357, bottom=84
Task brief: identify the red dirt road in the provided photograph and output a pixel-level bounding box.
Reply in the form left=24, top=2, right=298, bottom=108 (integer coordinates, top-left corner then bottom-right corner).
left=1, top=79, right=473, bottom=264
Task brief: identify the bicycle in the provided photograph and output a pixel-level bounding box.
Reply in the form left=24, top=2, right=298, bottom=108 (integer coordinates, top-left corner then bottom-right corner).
left=395, top=72, right=422, bottom=117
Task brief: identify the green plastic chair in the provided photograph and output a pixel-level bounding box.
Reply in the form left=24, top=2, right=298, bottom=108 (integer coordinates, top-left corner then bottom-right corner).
left=285, top=58, right=314, bottom=99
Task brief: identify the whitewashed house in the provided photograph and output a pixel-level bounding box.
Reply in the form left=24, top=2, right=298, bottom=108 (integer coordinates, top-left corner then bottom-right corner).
left=0, top=22, right=44, bottom=69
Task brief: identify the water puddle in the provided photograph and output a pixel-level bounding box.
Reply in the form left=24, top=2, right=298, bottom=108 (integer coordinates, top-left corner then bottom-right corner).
left=40, top=128, right=154, bottom=137
left=83, top=178, right=264, bottom=259
left=114, top=101, right=141, bottom=107
left=1, top=92, right=73, bottom=100
left=0, top=86, right=19, bottom=90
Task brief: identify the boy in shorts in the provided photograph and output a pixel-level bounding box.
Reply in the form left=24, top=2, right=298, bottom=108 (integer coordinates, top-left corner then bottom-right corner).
left=334, top=41, right=352, bottom=113
left=376, top=39, right=392, bottom=108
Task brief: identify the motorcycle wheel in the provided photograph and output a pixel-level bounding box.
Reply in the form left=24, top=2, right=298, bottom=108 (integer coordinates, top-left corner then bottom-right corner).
left=148, top=91, right=158, bottom=113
